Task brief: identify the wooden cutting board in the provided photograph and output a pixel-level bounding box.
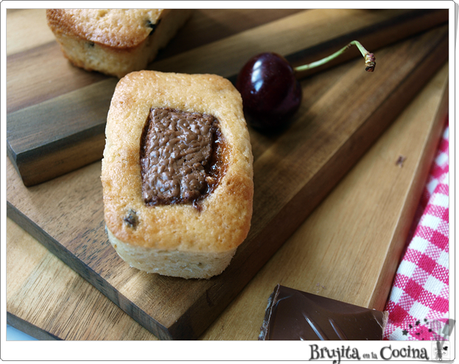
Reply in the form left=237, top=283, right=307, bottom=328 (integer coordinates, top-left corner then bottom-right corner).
left=6, top=9, right=448, bottom=340
left=7, top=9, right=447, bottom=186
left=7, top=63, right=448, bottom=342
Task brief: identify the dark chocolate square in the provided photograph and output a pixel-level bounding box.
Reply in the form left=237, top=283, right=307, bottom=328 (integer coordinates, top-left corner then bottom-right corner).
left=259, top=285, right=387, bottom=340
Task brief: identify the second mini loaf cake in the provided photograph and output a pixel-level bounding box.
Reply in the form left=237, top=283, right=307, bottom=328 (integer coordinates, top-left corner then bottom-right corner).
left=46, top=9, right=193, bottom=78
left=101, top=71, right=254, bottom=279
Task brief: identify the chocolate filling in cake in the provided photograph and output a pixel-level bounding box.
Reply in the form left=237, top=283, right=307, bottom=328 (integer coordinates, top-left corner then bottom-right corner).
left=140, top=107, right=226, bottom=207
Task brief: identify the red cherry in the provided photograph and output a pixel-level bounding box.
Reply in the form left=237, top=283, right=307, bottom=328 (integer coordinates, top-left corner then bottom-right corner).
left=236, top=52, right=302, bottom=131
left=236, top=41, right=375, bottom=133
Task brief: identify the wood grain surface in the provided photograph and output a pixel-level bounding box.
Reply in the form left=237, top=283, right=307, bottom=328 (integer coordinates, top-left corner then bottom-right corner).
left=7, top=63, right=448, bottom=340
left=6, top=9, right=449, bottom=340
left=6, top=9, right=447, bottom=186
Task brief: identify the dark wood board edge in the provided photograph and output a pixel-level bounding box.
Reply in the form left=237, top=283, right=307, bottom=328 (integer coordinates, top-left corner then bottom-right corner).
left=7, top=78, right=117, bottom=186
left=8, top=125, right=106, bottom=187
left=7, top=78, right=117, bottom=150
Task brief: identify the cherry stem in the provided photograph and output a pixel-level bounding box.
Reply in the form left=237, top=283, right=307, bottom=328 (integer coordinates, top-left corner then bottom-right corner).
left=294, top=40, right=376, bottom=74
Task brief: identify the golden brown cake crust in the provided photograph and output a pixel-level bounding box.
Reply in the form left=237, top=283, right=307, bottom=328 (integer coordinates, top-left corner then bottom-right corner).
left=101, top=71, right=254, bottom=254
left=46, top=9, right=165, bottom=48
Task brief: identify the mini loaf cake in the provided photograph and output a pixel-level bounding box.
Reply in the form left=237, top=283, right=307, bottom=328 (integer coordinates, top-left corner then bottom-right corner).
left=101, top=71, right=254, bottom=279
left=46, top=9, right=193, bottom=78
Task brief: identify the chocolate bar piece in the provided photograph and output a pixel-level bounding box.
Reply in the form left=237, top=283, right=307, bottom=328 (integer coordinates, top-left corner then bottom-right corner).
left=259, top=285, right=387, bottom=340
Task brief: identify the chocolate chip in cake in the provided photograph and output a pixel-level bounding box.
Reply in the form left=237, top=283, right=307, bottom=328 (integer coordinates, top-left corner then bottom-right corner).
left=146, top=19, right=161, bottom=35
left=123, top=209, right=139, bottom=229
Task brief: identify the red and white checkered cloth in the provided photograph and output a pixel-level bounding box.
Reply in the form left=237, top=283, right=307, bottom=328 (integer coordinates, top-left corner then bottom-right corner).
left=384, top=119, right=450, bottom=340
